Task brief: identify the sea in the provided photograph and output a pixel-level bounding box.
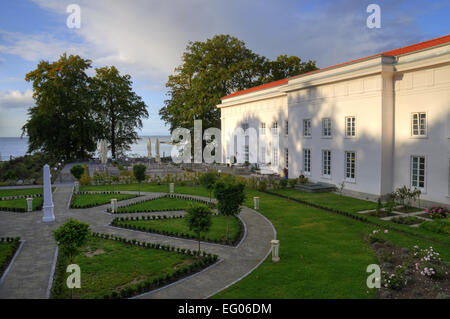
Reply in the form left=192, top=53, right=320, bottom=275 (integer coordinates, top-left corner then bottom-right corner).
left=0, top=136, right=173, bottom=161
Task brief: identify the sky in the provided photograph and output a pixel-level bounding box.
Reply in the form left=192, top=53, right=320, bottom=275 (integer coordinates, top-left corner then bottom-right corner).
left=0, top=0, right=449, bottom=137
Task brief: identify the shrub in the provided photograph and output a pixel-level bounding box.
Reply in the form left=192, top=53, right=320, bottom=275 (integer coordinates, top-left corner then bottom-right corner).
left=288, top=178, right=297, bottom=188
left=424, top=207, right=449, bottom=219
left=298, top=174, right=308, bottom=184
left=70, top=165, right=85, bottom=180
left=279, top=179, right=288, bottom=189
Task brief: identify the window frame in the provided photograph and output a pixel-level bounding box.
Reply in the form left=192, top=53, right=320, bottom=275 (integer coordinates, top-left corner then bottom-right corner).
left=345, top=116, right=356, bottom=138
left=260, top=122, right=266, bottom=135
left=410, top=155, right=426, bottom=191
left=344, top=151, right=356, bottom=183
left=303, top=148, right=311, bottom=175
left=322, top=118, right=332, bottom=138
left=303, top=119, right=312, bottom=137
left=322, top=150, right=331, bottom=178
left=411, top=112, right=427, bottom=138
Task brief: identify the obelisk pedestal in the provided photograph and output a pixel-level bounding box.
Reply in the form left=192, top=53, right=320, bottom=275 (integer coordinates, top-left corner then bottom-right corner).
left=42, top=164, right=55, bottom=222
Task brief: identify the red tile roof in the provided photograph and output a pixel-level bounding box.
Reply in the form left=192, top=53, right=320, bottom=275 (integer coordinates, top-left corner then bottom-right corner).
left=221, top=34, right=450, bottom=100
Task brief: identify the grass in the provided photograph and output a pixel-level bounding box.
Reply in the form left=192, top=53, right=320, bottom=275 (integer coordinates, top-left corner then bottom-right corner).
left=0, top=197, right=43, bottom=211
left=115, top=215, right=242, bottom=244
left=116, top=197, right=204, bottom=213
left=419, top=219, right=449, bottom=235
left=51, top=236, right=197, bottom=299
left=213, top=189, right=450, bottom=299
left=270, top=188, right=378, bottom=213
left=80, top=183, right=211, bottom=198
left=70, top=193, right=138, bottom=208
left=0, top=240, right=20, bottom=278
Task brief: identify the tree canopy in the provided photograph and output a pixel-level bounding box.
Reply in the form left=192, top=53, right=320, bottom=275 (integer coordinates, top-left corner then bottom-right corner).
left=22, top=54, right=148, bottom=160
left=159, top=34, right=317, bottom=132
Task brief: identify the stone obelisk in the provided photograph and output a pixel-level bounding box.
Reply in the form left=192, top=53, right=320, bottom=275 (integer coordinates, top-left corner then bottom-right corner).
left=42, top=164, right=55, bottom=222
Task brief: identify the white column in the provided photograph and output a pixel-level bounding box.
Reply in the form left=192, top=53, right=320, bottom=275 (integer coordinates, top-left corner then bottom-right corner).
left=42, top=164, right=55, bottom=222
left=169, top=183, right=174, bottom=194
left=253, top=197, right=259, bottom=210
left=27, top=198, right=33, bottom=212
left=271, top=239, right=280, bottom=262
left=111, top=199, right=118, bottom=213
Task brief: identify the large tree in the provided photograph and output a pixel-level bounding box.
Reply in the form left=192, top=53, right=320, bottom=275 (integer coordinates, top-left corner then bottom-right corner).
left=91, top=66, right=148, bottom=158
left=159, top=34, right=318, bottom=132
left=22, top=54, right=100, bottom=160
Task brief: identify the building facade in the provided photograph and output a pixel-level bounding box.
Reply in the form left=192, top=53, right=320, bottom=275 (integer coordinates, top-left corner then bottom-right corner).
left=217, top=35, right=450, bottom=206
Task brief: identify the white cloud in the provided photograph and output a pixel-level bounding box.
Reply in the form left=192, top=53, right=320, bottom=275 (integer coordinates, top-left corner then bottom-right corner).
left=0, top=89, right=34, bottom=110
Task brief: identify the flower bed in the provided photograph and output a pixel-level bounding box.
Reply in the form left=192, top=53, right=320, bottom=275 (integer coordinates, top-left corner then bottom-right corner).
left=424, top=207, right=449, bottom=219
left=390, top=216, right=424, bottom=225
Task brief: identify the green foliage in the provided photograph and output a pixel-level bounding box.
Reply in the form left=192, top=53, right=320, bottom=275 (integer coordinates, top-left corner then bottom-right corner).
left=420, top=219, right=449, bottom=235
left=199, top=171, right=218, bottom=202
left=91, top=66, right=148, bottom=158
left=0, top=152, right=58, bottom=184
left=185, top=204, right=213, bottom=252
left=133, top=164, right=147, bottom=183
left=22, top=54, right=100, bottom=160
left=53, top=219, right=90, bottom=262
left=70, top=165, right=85, bottom=180
left=279, top=179, right=288, bottom=189
left=159, top=34, right=317, bottom=132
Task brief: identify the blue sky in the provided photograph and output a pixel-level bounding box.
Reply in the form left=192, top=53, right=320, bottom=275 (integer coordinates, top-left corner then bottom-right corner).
left=0, top=0, right=449, bottom=137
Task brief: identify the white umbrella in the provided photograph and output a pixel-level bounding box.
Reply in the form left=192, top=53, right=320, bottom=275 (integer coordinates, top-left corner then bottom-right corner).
left=147, top=137, right=152, bottom=159
left=155, top=138, right=160, bottom=163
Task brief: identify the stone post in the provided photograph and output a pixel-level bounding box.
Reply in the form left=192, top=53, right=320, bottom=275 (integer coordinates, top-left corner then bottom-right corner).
left=253, top=197, right=259, bottom=210
left=27, top=197, right=33, bottom=212
left=271, top=239, right=280, bottom=262
left=111, top=199, right=118, bottom=213
left=74, top=181, right=79, bottom=193
left=169, top=183, right=174, bottom=194
left=42, top=164, right=55, bottom=222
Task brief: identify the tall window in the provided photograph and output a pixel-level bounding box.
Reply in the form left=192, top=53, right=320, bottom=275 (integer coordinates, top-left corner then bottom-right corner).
left=260, top=122, right=266, bottom=135
left=345, top=151, right=356, bottom=181
left=244, top=136, right=249, bottom=162
left=322, top=118, right=332, bottom=137
left=322, top=150, right=331, bottom=177
left=272, top=148, right=279, bottom=166
left=411, top=113, right=427, bottom=136
left=303, top=149, right=311, bottom=174
left=285, top=120, right=289, bottom=135
left=242, top=123, right=249, bottom=131
left=303, top=119, right=311, bottom=137
left=260, top=145, right=266, bottom=164
left=411, top=156, right=426, bottom=189
left=272, top=121, right=278, bottom=135
left=285, top=148, right=289, bottom=168
left=345, top=116, right=356, bottom=137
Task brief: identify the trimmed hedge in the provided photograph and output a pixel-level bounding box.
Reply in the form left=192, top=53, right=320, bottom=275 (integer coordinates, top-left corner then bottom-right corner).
left=0, top=237, right=21, bottom=279
left=111, top=214, right=244, bottom=246
left=50, top=233, right=219, bottom=299
left=108, top=194, right=215, bottom=214
left=0, top=193, right=43, bottom=201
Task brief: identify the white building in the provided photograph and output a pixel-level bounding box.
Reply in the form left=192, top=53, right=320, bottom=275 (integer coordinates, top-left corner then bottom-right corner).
left=217, top=35, right=450, bottom=206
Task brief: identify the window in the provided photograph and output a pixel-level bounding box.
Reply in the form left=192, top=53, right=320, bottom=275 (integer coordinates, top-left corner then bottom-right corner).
left=260, top=122, right=266, bottom=135
left=285, top=148, right=289, bottom=168
left=242, top=123, right=249, bottom=131
left=244, top=136, right=249, bottom=162
left=345, top=116, right=356, bottom=137
left=303, top=119, right=311, bottom=137
left=272, top=121, right=278, bottom=135
left=322, top=118, right=332, bottom=137
left=260, top=145, right=266, bottom=164
left=285, top=120, right=289, bottom=135
left=303, top=149, right=311, bottom=174
left=322, top=150, right=331, bottom=177
left=411, top=113, right=427, bottom=137
left=272, top=148, right=279, bottom=166
left=411, top=156, right=426, bottom=190
left=345, top=151, right=356, bottom=182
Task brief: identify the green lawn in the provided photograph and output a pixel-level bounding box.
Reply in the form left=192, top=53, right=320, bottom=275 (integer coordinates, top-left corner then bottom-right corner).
left=0, top=197, right=43, bottom=211
left=0, top=240, right=20, bottom=277
left=115, top=215, right=242, bottom=244
left=70, top=193, right=138, bottom=208
left=51, top=236, right=197, bottom=299
left=270, top=188, right=378, bottom=213
left=116, top=197, right=206, bottom=213
left=80, top=183, right=211, bottom=198
left=213, top=189, right=450, bottom=299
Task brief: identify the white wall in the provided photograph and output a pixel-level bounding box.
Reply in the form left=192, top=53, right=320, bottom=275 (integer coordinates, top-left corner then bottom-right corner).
left=393, top=63, right=450, bottom=205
